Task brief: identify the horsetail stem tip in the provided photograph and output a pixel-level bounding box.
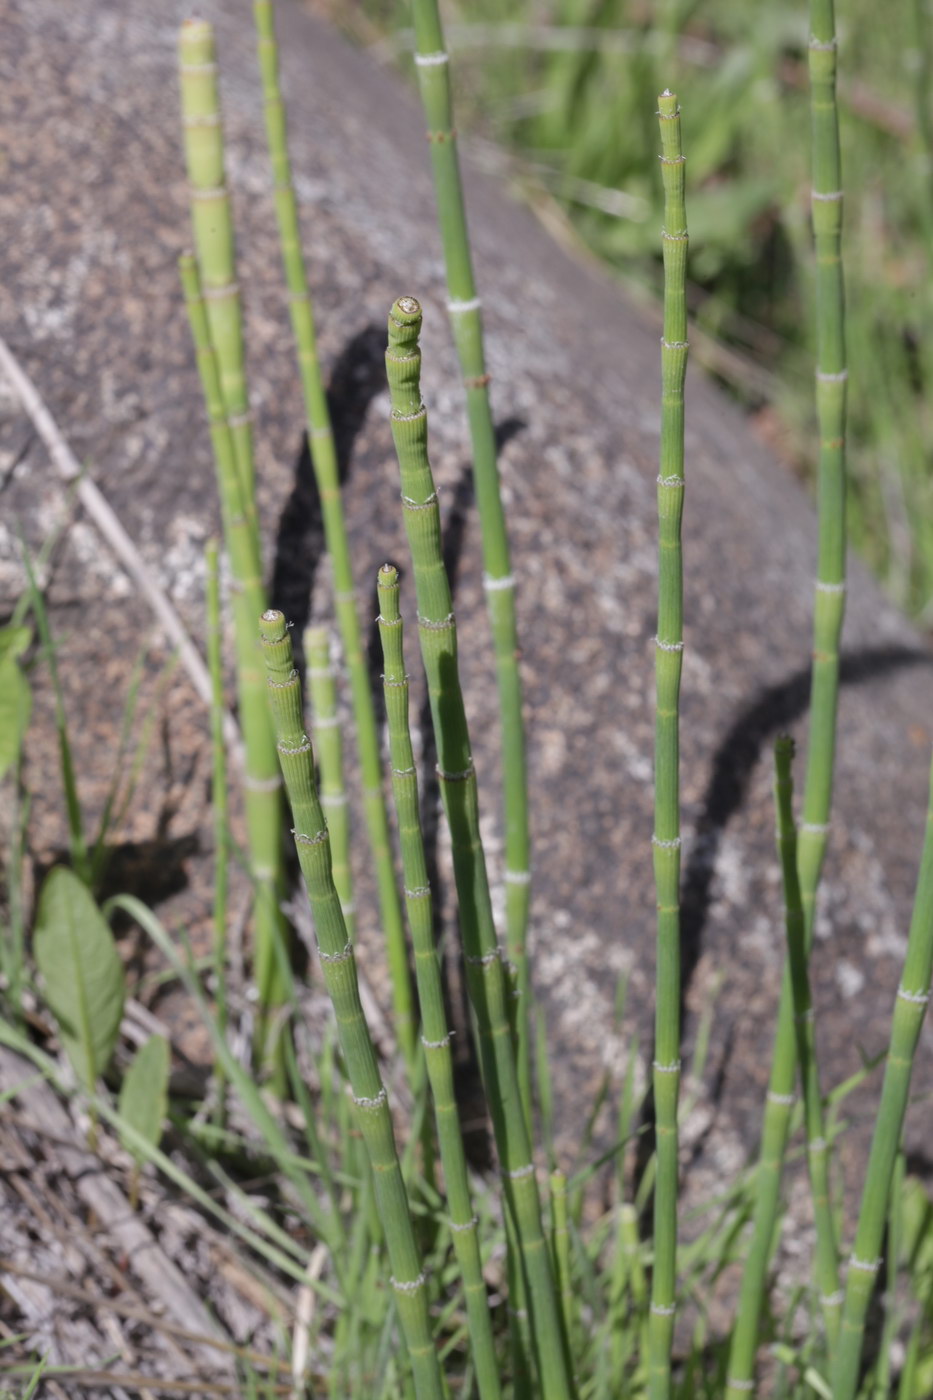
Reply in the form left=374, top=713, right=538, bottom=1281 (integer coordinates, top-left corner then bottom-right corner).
left=259, top=609, right=287, bottom=644
left=775, top=734, right=796, bottom=759
left=395, top=296, right=421, bottom=319
left=379, top=563, right=399, bottom=581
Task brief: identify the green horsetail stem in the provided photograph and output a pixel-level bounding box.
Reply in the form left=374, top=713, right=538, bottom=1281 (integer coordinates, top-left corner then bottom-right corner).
left=206, top=538, right=229, bottom=1120
left=648, top=91, right=688, bottom=1400
left=178, top=20, right=257, bottom=529
left=179, top=255, right=289, bottom=1068
left=774, top=737, right=840, bottom=1349
left=409, top=0, right=532, bottom=1125
left=385, top=297, right=572, bottom=1400
left=252, top=0, right=415, bottom=1067
left=258, top=609, right=444, bottom=1400
left=798, top=0, right=847, bottom=934
left=550, top=1169, right=574, bottom=1371
left=830, top=751, right=933, bottom=1400
left=376, top=564, right=502, bottom=1400
left=304, top=627, right=355, bottom=941
left=729, top=3, right=849, bottom=1379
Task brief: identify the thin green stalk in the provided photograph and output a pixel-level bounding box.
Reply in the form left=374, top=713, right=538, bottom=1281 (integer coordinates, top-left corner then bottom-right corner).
left=252, top=0, right=415, bottom=1068
left=648, top=90, right=688, bottom=1400
left=304, top=627, right=355, bottom=940
left=550, top=1169, right=574, bottom=1370
left=831, top=750, right=933, bottom=1400
left=872, top=1151, right=905, bottom=1400
left=178, top=254, right=288, bottom=1075
left=376, top=563, right=503, bottom=1400
left=385, top=296, right=572, bottom=1400
left=258, top=609, right=444, bottom=1400
left=206, top=538, right=229, bottom=1122
left=727, top=1, right=848, bottom=1381
left=410, top=0, right=532, bottom=1127
left=797, top=0, right=847, bottom=934
left=774, top=736, right=840, bottom=1349
left=178, top=20, right=257, bottom=528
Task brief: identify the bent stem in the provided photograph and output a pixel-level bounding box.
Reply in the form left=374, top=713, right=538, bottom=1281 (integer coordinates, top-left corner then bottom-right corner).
left=385, top=296, right=572, bottom=1400
left=410, top=0, right=532, bottom=1126
left=648, top=89, right=688, bottom=1400
left=252, top=0, right=415, bottom=1067
left=831, top=749, right=933, bottom=1400
left=258, top=609, right=444, bottom=1400
left=377, top=563, right=502, bottom=1400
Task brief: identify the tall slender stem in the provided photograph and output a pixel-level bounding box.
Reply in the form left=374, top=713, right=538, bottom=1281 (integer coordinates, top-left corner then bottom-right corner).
left=409, top=0, right=532, bottom=1126
left=377, top=563, right=503, bottom=1400
left=206, top=538, right=229, bottom=1122
left=304, top=626, right=355, bottom=941
left=774, top=736, right=840, bottom=1350
left=648, top=90, right=688, bottom=1400
left=252, top=0, right=415, bottom=1066
left=258, top=609, right=444, bottom=1400
left=831, top=751, right=933, bottom=1400
left=726, top=1, right=848, bottom=1381
left=178, top=253, right=288, bottom=1073
left=385, top=296, right=572, bottom=1400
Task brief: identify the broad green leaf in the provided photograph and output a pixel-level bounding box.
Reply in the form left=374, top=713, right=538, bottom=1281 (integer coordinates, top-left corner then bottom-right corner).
left=33, top=867, right=124, bottom=1090
left=0, top=652, right=31, bottom=781
left=118, top=1034, right=170, bottom=1164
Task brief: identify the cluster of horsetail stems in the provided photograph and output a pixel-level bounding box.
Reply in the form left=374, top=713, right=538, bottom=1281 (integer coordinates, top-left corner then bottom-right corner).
left=385, top=296, right=573, bottom=1400
left=830, top=752, right=933, bottom=1399
left=178, top=21, right=289, bottom=1069
left=257, top=608, right=444, bottom=1400
left=251, top=0, right=416, bottom=1067
left=376, top=564, right=502, bottom=1400
left=773, top=738, right=840, bottom=1348
left=648, top=90, right=688, bottom=1400
left=727, top=0, right=849, bottom=1386
left=410, top=0, right=533, bottom=1124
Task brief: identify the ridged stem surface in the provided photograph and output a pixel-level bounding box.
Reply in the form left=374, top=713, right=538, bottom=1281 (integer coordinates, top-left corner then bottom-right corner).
left=178, top=20, right=257, bottom=531
left=831, top=752, right=933, bottom=1400
left=774, top=737, right=840, bottom=1349
left=648, top=90, right=688, bottom=1400
left=258, top=609, right=443, bottom=1400
left=410, top=0, right=532, bottom=1122
left=797, top=0, right=848, bottom=936
left=727, top=0, right=848, bottom=1380
left=252, top=0, right=415, bottom=1065
left=179, top=254, right=288, bottom=1062
left=304, top=627, right=355, bottom=940
left=385, top=297, right=571, bottom=1400
left=205, top=538, right=229, bottom=1119
left=377, top=564, right=502, bottom=1400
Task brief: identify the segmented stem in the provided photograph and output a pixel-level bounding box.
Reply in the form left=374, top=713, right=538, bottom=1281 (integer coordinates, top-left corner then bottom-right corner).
left=205, top=538, right=229, bottom=1119
left=304, top=627, right=355, bottom=938
left=376, top=564, right=502, bottom=1400
left=774, top=736, right=840, bottom=1349
left=649, top=90, right=688, bottom=1400
left=385, top=297, right=572, bottom=1400
left=178, top=20, right=257, bottom=529
left=727, top=2, right=849, bottom=1381
left=410, top=0, right=532, bottom=1124
left=831, top=752, right=933, bottom=1400
left=179, top=254, right=288, bottom=1069
left=797, top=0, right=848, bottom=934
left=252, top=0, right=415, bottom=1065
left=258, top=609, right=444, bottom=1400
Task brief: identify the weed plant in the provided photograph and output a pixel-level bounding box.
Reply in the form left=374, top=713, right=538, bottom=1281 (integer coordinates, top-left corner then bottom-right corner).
left=355, top=0, right=933, bottom=622
left=1, top=2, right=933, bottom=1399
